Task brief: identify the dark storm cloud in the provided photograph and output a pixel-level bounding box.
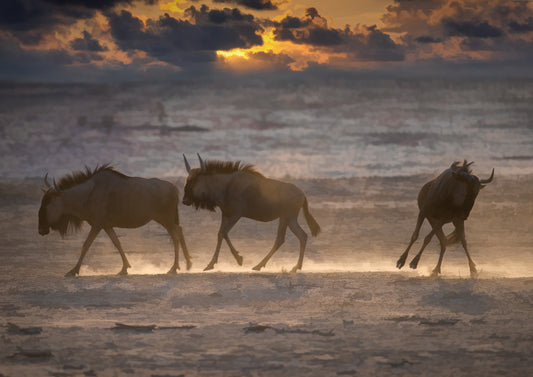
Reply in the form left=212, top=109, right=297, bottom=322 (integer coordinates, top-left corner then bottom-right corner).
left=41, top=0, right=133, bottom=9
left=508, top=17, right=533, bottom=34
left=345, top=25, right=405, bottom=61
left=272, top=8, right=404, bottom=61
left=443, top=19, right=504, bottom=38
left=381, top=0, right=533, bottom=60
left=70, top=31, right=107, bottom=52
left=415, top=35, right=442, bottom=44
left=0, top=35, right=73, bottom=78
left=273, top=17, right=342, bottom=46
left=107, top=6, right=263, bottom=66
left=212, top=0, right=278, bottom=11
left=0, top=0, right=133, bottom=44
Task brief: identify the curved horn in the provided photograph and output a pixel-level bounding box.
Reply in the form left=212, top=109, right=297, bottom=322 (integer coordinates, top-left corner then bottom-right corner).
left=197, top=153, right=206, bottom=172
left=480, top=168, right=494, bottom=184
left=44, top=172, right=51, bottom=188
left=183, top=154, right=191, bottom=173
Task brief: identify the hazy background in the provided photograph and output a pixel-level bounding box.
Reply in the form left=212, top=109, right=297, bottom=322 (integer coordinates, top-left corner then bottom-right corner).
left=1, top=76, right=531, bottom=277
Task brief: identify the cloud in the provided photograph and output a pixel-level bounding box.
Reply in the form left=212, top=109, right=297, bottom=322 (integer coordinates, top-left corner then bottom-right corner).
left=381, top=0, right=533, bottom=60
left=0, top=0, right=132, bottom=44
left=443, top=19, right=503, bottom=38
left=70, top=31, right=107, bottom=52
left=272, top=8, right=404, bottom=61
left=415, top=35, right=443, bottom=44
left=0, top=34, right=74, bottom=79
left=212, top=0, right=278, bottom=11
left=509, top=17, right=533, bottom=34
left=107, top=6, right=263, bottom=67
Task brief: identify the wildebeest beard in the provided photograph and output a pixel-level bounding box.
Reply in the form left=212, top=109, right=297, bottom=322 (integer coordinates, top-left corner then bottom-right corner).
left=50, top=214, right=83, bottom=237
left=461, top=183, right=478, bottom=219
left=192, top=193, right=217, bottom=212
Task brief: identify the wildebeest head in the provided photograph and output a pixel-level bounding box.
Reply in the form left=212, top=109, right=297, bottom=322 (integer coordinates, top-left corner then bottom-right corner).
left=182, top=154, right=217, bottom=211
left=451, top=161, right=494, bottom=219
left=38, top=173, right=82, bottom=237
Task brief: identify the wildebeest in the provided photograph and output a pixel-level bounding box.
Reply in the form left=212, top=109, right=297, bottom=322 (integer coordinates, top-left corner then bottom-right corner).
left=182, top=154, right=321, bottom=272
left=38, top=165, right=191, bottom=276
left=396, top=160, right=494, bottom=277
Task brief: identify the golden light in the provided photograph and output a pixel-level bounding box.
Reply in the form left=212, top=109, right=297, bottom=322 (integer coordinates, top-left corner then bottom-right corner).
left=217, top=49, right=250, bottom=60
left=159, top=0, right=187, bottom=14
left=216, top=29, right=344, bottom=71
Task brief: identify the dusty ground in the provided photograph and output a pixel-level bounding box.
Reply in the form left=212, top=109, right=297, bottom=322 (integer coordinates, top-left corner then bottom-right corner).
left=1, top=175, right=532, bottom=376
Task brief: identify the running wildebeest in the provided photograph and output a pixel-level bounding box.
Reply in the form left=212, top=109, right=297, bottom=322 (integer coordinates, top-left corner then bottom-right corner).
left=38, top=165, right=191, bottom=276
left=182, top=154, right=321, bottom=272
left=396, top=161, right=494, bottom=277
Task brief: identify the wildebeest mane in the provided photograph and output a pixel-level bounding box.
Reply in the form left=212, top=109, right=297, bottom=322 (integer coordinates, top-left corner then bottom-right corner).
left=185, top=160, right=263, bottom=212
left=450, top=160, right=473, bottom=175
left=52, top=163, right=126, bottom=193
left=203, top=160, right=264, bottom=177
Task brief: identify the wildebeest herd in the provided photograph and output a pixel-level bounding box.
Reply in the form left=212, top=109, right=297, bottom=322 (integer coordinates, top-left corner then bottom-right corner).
left=38, top=155, right=494, bottom=278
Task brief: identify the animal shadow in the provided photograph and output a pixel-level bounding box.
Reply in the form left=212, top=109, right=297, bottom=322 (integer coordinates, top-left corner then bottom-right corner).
left=420, top=279, right=494, bottom=315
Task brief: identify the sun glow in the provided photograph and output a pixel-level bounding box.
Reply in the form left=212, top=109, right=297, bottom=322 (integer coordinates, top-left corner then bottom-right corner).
left=216, top=29, right=343, bottom=71
left=159, top=0, right=187, bottom=14
left=217, top=49, right=250, bottom=60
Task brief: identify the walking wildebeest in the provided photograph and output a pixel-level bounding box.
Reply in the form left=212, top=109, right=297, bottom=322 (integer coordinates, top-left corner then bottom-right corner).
left=396, top=160, right=494, bottom=277
left=182, top=154, right=321, bottom=272
left=38, top=165, right=192, bottom=276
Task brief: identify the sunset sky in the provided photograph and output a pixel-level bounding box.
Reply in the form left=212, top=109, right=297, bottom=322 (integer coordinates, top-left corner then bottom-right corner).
left=1, top=0, right=533, bottom=81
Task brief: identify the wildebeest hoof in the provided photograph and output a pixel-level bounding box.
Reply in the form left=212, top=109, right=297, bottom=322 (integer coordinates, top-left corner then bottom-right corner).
left=236, top=255, right=243, bottom=266
left=290, top=266, right=299, bottom=273
left=409, top=261, right=419, bottom=269
left=396, top=259, right=405, bottom=269
left=167, top=269, right=178, bottom=275
left=117, top=269, right=129, bottom=276
left=469, top=267, right=478, bottom=278
left=64, top=269, right=78, bottom=277
left=204, top=264, right=215, bottom=271
left=186, top=260, right=192, bottom=271
left=430, top=269, right=440, bottom=278
left=252, top=264, right=263, bottom=271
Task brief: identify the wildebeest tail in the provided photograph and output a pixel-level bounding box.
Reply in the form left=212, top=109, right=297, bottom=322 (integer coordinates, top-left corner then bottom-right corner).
left=303, top=197, right=321, bottom=236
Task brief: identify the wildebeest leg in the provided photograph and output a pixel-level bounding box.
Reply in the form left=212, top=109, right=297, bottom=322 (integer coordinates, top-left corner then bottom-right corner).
left=104, top=228, right=131, bottom=275
left=431, top=227, right=447, bottom=277
left=204, top=215, right=241, bottom=271
left=453, top=220, right=477, bottom=276
left=176, top=225, right=193, bottom=271
left=397, top=212, right=424, bottom=269
left=224, top=235, right=243, bottom=266
left=288, top=219, right=308, bottom=273
left=164, top=225, right=182, bottom=274
left=409, top=228, right=435, bottom=269
left=252, top=219, right=288, bottom=271
left=65, top=226, right=101, bottom=277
